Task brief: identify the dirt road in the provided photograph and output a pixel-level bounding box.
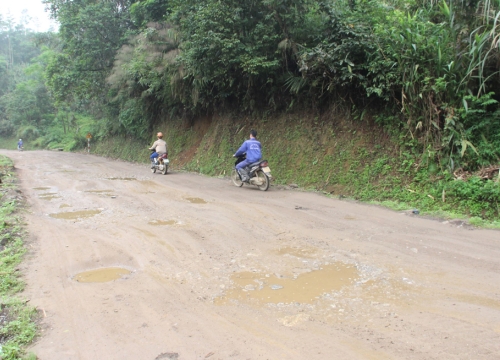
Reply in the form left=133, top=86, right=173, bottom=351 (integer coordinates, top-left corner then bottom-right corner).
left=3, top=149, right=500, bottom=360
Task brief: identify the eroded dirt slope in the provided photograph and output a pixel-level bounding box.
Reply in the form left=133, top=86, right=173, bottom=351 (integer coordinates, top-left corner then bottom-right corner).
left=3, top=149, right=499, bottom=360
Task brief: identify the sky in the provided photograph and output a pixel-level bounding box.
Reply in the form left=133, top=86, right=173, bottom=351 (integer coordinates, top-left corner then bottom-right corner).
left=0, top=0, right=59, bottom=32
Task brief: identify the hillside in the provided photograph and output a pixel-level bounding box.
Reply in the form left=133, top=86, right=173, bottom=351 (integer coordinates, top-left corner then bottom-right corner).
left=90, top=110, right=500, bottom=226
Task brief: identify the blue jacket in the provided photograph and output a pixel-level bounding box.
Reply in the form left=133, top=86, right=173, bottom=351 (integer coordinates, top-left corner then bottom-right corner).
left=235, top=138, right=262, bottom=162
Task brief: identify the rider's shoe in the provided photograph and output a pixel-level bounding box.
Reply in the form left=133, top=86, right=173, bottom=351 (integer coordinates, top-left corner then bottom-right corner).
left=238, top=169, right=249, bottom=182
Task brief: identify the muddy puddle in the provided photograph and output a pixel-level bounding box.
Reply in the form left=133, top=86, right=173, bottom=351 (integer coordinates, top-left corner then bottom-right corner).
left=135, top=228, right=156, bottom=238
left=148, top=219, right=178, bottom=226
left=186, top=197, right=207, bottom=204
left=85, top=190, right=115, bottom=197
left=139, top=180, right=160, bottom=187
left=106, top=177, right=136, bottom=181
left=33, top=187, right=51, bottom=191
left=59, top=204, right=71, bottom=208
left=49, top=209, right=101, bottom=220
left=39, top=193, right=60, bottom=201
left=216, top=262, right=358, bottom=306
left=274, top=246, right=317, bottom=258
left=74, top=267, right=131, bottom=283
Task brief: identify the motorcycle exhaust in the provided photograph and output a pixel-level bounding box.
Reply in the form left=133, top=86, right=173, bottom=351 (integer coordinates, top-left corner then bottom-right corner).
left=249, top=177, right=264, bottom=186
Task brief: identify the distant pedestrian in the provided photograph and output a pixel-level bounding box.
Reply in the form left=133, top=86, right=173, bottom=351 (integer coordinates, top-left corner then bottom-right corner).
left=17, top=139, right=23, bottom=151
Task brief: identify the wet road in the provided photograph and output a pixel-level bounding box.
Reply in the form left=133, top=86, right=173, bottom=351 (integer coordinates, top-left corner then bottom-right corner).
left=3, top=149, right=500, bottom=360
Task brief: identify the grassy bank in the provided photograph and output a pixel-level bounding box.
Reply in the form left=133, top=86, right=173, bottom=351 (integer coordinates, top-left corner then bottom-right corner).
left=0, top=138, right=23, bottom=151
left=0, top=155, right=37, bottom=360
left=154, top=112, right=500, bottom=226
left=28, top=109, right=500, bottom=226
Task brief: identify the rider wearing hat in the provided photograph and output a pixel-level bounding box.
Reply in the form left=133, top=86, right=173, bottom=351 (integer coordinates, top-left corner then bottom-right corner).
left=149, top=132, right=167, bottom=168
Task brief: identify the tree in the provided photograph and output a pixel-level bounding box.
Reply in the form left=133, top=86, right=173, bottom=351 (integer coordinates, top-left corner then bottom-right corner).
left=43, top=0, right=136, bottom=115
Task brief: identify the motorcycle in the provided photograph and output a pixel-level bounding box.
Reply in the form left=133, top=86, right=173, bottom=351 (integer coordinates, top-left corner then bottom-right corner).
left=231, top=154, right=272, bottom=191
left=150, top=151, right=169, bottom=175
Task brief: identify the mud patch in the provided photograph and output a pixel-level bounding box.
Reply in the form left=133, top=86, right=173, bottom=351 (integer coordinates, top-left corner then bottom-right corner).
left=74, top=267, right=131, bottom=283
left=85, top=189, right=115, bottom=197
left=106, top=177, right=136, bottom=181
left=59, top=204, right=71, bottom=208
left=186, top=197, right=207, bottom=204
left=216, top=262, right=358, bottom=306
left=139, top=180, right=160, bottom=187
left=39, top=193, right=60, bottom=201
left=49, top=209, right=101, bottom=220
left=274, top=246, right=317, bottom=258
left=39, top=196, right=60, bottom=201
left=148, top=220, right=178, bottom=226
left=135, top=228, right=156, bottom=238
left=33, top=187, right=51, bottom=190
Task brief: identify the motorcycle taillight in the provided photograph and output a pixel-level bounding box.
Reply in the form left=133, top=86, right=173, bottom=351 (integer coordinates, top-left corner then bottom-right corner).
left=260, top=161, right=268, bottom=167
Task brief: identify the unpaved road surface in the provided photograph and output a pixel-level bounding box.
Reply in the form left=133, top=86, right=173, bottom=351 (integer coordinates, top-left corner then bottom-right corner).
left=3, top=149, right=500, bottom=360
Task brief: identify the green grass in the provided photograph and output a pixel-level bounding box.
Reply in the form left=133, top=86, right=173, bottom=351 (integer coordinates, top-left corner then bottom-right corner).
left=56, top=112, right=500, bottom=228
left=0, top=155, right=38, bottom=360
left=0, top=138, right=20, bottom=151
left=92, top=136, right=149, bottom=163
left=150, top=114, right=500, bottom=227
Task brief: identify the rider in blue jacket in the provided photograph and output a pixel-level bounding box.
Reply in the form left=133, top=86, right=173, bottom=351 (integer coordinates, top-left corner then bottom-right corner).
left=234, top=129, right=261, bottom=182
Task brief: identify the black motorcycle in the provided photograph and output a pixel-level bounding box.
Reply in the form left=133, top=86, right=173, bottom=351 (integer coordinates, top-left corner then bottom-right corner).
left=231, top=154, right=272, bottom=191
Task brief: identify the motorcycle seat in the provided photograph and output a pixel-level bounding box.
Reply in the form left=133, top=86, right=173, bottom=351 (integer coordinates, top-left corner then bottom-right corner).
left=247, top=160, right=262, bottom=168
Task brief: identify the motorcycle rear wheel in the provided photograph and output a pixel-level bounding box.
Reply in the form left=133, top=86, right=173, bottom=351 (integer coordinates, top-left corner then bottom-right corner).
left=161, top=164, right=168, bottom=175
left=231, top=169, right=243, bottom=187
left=256, top=170, right=269, bottom=191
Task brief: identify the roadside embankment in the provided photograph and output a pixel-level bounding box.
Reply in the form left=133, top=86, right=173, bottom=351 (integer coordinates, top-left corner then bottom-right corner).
left=0, top=155, right=37, bottom=360
left=49, top=110, right=500, bottom=225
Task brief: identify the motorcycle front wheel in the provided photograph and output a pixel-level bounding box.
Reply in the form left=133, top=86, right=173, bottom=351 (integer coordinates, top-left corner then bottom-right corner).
left=151, top=166, right=156, bottom=173
left=255, top=170, right=270, bottom=191
left=231, top=169, right=243, bottom=187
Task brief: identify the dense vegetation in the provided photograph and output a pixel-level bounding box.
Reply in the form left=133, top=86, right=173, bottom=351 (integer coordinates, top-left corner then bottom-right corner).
left=0, top=0, right=499, bottom=220
left=0, top=156, right=37, bottom=360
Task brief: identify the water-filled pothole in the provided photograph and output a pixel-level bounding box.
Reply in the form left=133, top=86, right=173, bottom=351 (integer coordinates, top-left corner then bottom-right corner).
left=40, top=196, right=60, bottom=201
left=274, top=246, right=317, bottom=258
left=215, top=262, right=358, bottom=306
left=49, top=209, right=101, bottom=220
left=39, top=193, right=60, bottom=201
left=74, top=267, right=131, bottom=283
left=59, top=204, right=71, bottom=208
left=148, top=220, right=178, bottom=226
left=33, top=187, right=51, bottom=190
left=106, top=177, right=136, bottom=181
left=186, top=197, right=207, bottom=204
left=85, top=189, right=115, bottom=197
